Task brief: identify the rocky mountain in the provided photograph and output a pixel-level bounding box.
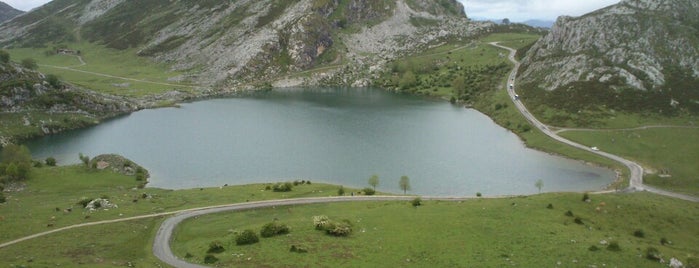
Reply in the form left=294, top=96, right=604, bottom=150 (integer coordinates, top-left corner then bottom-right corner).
left=519, top=0, right=699, bottom=115
left=0, top=1, right=22, bottom=23
left=0, top=0, right=491, bottom=90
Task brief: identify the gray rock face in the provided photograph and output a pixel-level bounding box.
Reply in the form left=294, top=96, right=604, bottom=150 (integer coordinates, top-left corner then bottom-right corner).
left=0, top=0, right=485, bottom=90
left=520, top=0, right=699, bottom=92
left=0, top=1, right=23, bottom=23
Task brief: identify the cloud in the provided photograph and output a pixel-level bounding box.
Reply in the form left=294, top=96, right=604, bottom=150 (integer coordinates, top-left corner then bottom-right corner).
left=458, top=0, right=620, bottom=21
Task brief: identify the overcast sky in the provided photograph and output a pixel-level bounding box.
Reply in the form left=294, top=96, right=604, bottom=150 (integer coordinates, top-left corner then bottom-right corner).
left=6, top=0, right=619, bottom=22
left=458, top=0, right=620, bottom=21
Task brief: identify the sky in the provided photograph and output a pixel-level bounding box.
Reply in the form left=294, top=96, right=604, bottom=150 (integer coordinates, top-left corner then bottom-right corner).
left=458, top=0, right=620, bottom=22
left=6, top=0, right=619, bottom=22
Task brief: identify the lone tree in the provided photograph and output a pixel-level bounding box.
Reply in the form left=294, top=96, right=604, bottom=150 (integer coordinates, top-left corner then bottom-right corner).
left=368, top=174, right=379, bottom=190
left=502, top=18, right=511, bottom=25
left=399, top=175, right=411, bottom=194
left=535, top=179, right=544, bottom=193
left=78, top=153, right=90, bottom=168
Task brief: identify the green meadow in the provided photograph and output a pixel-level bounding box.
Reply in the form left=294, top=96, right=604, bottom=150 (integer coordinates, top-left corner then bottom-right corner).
left=7, top=43, right=197, bottom=97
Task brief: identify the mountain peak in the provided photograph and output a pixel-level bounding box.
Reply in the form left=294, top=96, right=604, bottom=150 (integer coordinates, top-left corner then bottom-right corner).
left=0, top=1, right=24, bottom=23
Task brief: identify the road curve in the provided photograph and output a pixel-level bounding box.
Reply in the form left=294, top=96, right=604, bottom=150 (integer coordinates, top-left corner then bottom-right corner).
left=153, top=195, right=478, bottom=267
left=489, top=42, right=699, bottom=203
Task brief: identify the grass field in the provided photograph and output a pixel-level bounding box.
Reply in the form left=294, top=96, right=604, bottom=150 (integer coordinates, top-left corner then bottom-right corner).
left=1, top=164, right=697, bottom=267
left=0, top=165, right=363, bottom=244
left=172, top=193, right=699, bottom=267
left=560, top=128, right=699, bottom=195
left=7, top=43, right=197, bottom=97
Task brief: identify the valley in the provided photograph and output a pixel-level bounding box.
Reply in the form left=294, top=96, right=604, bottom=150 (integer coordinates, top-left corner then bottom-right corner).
left=1, top=0, right=698, bottom=267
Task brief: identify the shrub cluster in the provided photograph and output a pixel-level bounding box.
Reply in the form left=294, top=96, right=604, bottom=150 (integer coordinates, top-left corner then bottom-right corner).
left=313, top=215, right=353, bottom=237
left=235, top=229, right=259, bottom=245
left=272, top=182, right=293, bottom=192
left=633, top=229, right=645, bottom=238
left=207, top=241, right=224, bottom=253
left=607, top=241, right=621, bottom=252
left=204, top=254, right=219, bottom=264
left=362, top=187, right=375, bottom=196
left=646, top=247, right=662, bottom=261
left=260, top=222, right=290, bottom=238
left=411, top=197, right=422, bottom=207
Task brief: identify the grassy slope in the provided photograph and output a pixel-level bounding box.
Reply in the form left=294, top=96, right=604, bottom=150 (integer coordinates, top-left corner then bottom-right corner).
left=0, top=165, right=363, bottom=267
left=173, top=193, right=699, bottom=267
left=560, top=128, right=699, bottom=195
left=7, top=43, right=195, bottom=97
left=1, top=165, right=697, bottom=267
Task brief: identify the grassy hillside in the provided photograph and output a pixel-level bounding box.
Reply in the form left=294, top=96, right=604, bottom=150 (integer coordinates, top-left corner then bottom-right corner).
left=171, top=193, right=699, bottom=267
left=7, top=43, right=196, bottom=97
left=560, top=128, right=699, bottom=195
left=0, top=164, right=696, bottom=267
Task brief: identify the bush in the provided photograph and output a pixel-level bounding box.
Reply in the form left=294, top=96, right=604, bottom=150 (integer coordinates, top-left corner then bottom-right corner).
left=272, top=182, right=293, bottom=192
left=45, top=157, right=57, bottom=166
left=313, top=216, right=353, bottom=237
left=363, top=187, right=375, bottom=196
left=313, top=215, right=331, bottom=230
left=325, top=221, right=353, bottom=237
left=0, top=50, right=9, bottom=64
left=207, top=240, right=225, bottom=253
left=660, top=237, right=669, bottom=245
left=582, top=193, right=590, bottom=202
left=77, top=197, right=93, bottom=208
left=203, top=254, right=218, bottom=264
left=290, top=245, right=308, bottom=253
left=588, top=245, right=599, bottom=251
left=235, top=229, right=259, bottom=245
left=574, top=217, right=584, bottom=225
left=21, top=58, right=37, bottom=70
left=260, top=222, right=290, bottom=238
left=546, top=203, right=554, bottom=209
left=33, top=161, right=43, bottom=168
left=607, top=241, right=621, bottom=252
left=411, top=197, right=422, bottom=207
left=476, top=192, right=482, bottom=197
left=645, top=247, right=662, bottom=261
left=0, top=193, right=6, bottom=204
left=633, top=229, right=645, bottom=238
left=337, top=186, right=345, bottom=196
left=46, top=74, right=61, bottom=88
left=565, top=210, right=574, bottom=217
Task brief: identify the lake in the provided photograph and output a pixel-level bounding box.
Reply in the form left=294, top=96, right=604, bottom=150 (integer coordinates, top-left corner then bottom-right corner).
left=26, top=88, right=616, bottom=195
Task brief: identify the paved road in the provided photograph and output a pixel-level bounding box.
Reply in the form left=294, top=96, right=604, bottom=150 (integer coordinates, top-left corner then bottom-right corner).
left=489, top=42, right=699, bottom=203
left=153, top=196, right=477, bottom=268
left=554, top=125, right=699, bottom=134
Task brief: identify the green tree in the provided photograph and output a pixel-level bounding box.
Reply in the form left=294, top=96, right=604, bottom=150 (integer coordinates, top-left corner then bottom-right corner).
left=45, top=157, right=57, bottom=166
left=78, top=153, right=90, bottom=168
left=535, top=179, right=544, bottom=193
left=399, top=175, right=411, bottom=194
left=337, top=186, right=345, bottom=196
left=399, top=71, right=417, bottom=90
left=1, top=144, right=32, bottom=181
left=46, top=74, right=62, bottom=88
left=452, top=76, right=466, bottom=98
left=0, top=50, right=9, bottom=64
left=21, top=58, right=38, bottom=70
left=368, top=174, right=379, bottom=190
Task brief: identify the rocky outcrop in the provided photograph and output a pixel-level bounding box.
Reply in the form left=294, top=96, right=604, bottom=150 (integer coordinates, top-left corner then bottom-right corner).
left=520, top=0, right=699, bottom=93
left=0, top=1, right=22, bottom=23
left=0, top=0, right=487, bottom=90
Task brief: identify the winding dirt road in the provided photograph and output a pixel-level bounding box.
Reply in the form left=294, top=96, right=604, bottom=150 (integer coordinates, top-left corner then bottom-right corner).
left=489, top=42, right=699, bottom=203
